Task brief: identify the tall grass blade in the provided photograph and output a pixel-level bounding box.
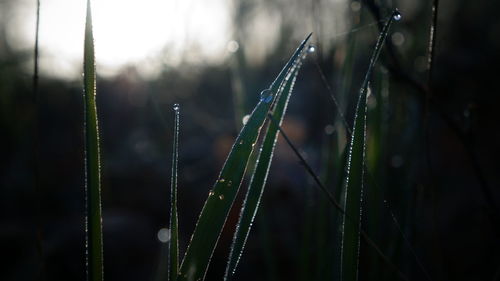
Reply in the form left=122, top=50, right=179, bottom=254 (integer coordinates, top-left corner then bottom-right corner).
left=268, top=115, right=410, bottom=281
left=339, top=10, right=399, bottom=281
left=314, top=22, right=433, bottom=281
left=224, top=59, right=304, bottom=280
left=83, top=1, right=103, bottom=281
left=169, top=104, right=181, bottom=281
left=178, top=34, right=311, bottom=281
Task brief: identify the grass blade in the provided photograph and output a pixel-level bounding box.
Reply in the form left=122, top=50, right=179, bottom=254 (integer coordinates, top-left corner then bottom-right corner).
left=169, top=104, right=181, bottom=281
left=178, top=34, right=311, bottom=281
left=224, top=58, right=304, bottom=280
left=340, top=10, right=399, bottom=281
left=268, top=115, right=410, bottom=281
left=83, top=1, right=103, bottom=281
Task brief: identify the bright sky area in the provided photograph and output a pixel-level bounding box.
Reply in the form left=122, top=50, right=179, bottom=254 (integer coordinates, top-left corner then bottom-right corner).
left=8, top=0, right=232, bottom=78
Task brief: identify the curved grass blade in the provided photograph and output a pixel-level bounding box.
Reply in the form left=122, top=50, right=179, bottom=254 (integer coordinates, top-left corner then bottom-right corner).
left=169, top=104, right=181, bottom=281
left=178, top=34, right=311, bottom=281
left=83, top=1, right=103, bottom=281
left=340, top=10, right=399, bottom=281
left=224, top=59, right=304, bottom=281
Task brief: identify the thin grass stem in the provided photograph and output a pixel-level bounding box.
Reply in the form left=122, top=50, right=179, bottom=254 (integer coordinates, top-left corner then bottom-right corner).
left=168, top=104, right=180, bottom=281
left=381, top=197, right=434, bottom=281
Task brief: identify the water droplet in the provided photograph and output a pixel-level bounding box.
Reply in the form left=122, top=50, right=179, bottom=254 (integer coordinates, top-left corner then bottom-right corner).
left=307, top=44, right=316, bottom=53
left=242, top=114, right=250, bottom=125
left=219, top=195, right=224, bottom=200
left=209, top=191, right=215, bottom=196
left=227, top=180, right=232, bottom=186
left=219, top=178, right=225, bottom=183
left=157, top=228, right=171, bottom=243
left=393, top=10, right=402, bottom=21
left=173, top=103, right=180, bottom=111
left=239, top=140, right=244, bottom=145
left=227, top=40, right=239, bottom=53
left=260, top=89, right=273, bottom=103
left=324, top=124, right=335, bottom=135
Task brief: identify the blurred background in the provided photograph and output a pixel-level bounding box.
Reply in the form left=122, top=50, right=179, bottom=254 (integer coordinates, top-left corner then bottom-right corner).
left=1, top=0, right=500, bottom=280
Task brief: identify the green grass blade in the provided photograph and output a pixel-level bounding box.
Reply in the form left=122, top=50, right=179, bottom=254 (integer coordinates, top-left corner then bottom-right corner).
left=224, top=59, right=304, bottom=281
left=340, top=11, right=399, bottom=281
left=169, top=104, right=181, bottom=281
left=178, top=34, right=311, bottom=281
left=83, top=1, right=103, bottom=281
left=269, top=116, right=410, bottom=281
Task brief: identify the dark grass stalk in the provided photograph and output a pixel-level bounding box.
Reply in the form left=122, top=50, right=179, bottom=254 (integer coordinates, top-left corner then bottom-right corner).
left=423, top=0, right=440, bottom=249
left=421, top=3, right=449, bottom=278
left=32, top=0, right=45, bottom=280
left=382, top=198, right=433, bottom=281
left=313, top=59, right=351, bottom=134
left=363, top=160, right=435, bottom=281
left=267, top=113, right=410, bottom=281
left=427, top=0, right=439, bottom=85
left=83, top=1, right=103, bottom=280
left=168, top=104, right=180, bottom=281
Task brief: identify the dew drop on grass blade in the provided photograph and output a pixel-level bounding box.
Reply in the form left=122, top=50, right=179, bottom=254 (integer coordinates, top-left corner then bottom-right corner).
left=168, top=104, right=181, bottom=281
left=83, top=1, right=103, bottom=281
left=177, top=34, right=311, bottom=281
left=340, top=10, right=399, bottom=281
left=224, top=58, right=306, bottom=281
